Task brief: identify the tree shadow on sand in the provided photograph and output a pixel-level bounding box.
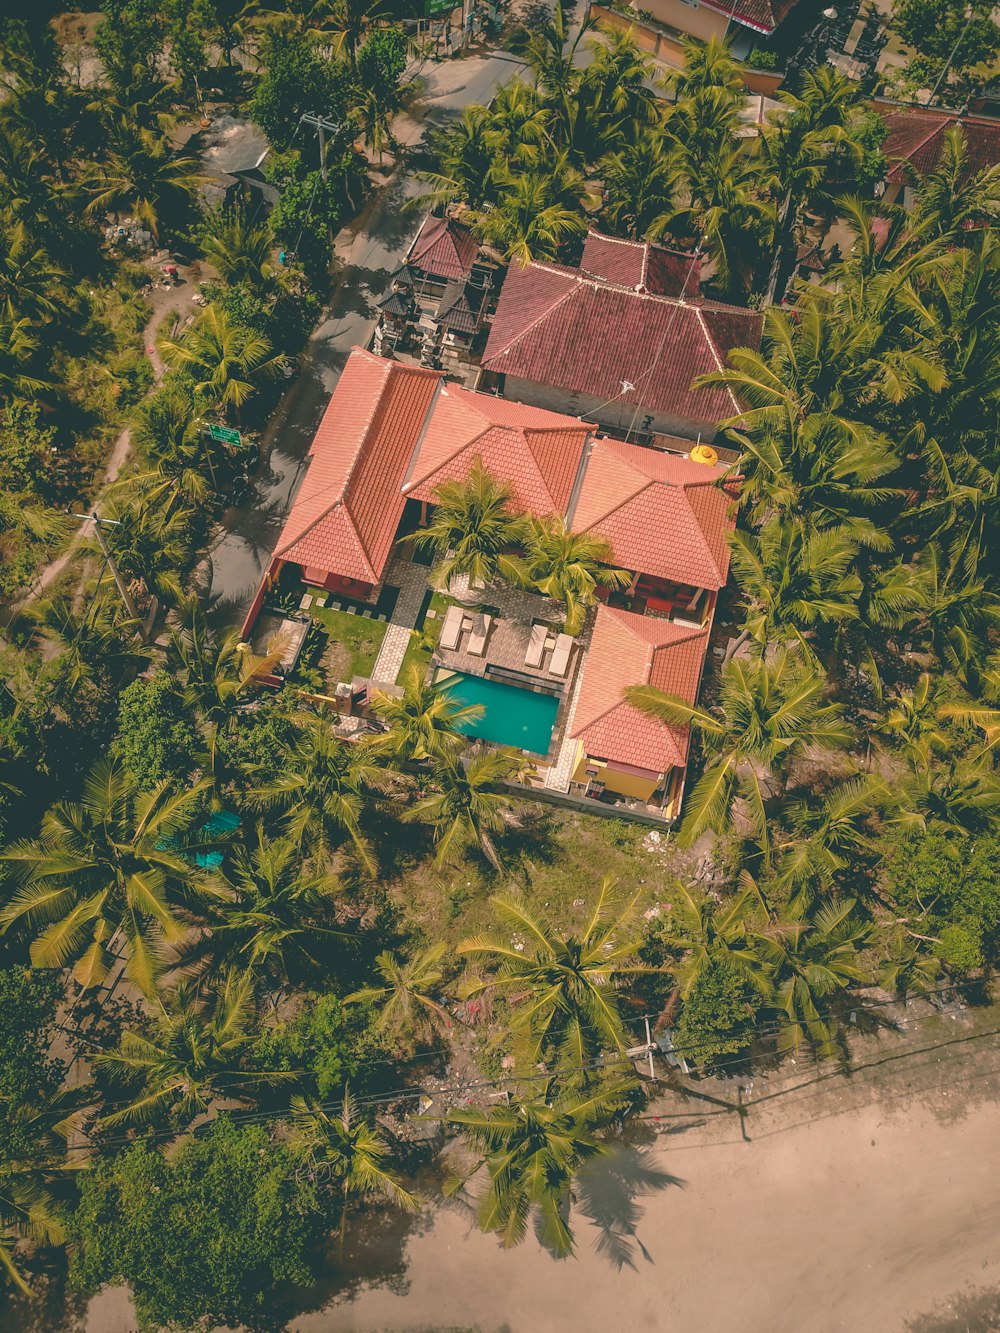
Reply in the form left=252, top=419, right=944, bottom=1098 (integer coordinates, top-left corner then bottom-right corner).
left=574, top=1141, right=684, bottom=1271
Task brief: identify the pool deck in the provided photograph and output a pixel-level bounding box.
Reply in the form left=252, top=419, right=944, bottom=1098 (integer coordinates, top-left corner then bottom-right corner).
left=430, top=580, right=592, bottom=774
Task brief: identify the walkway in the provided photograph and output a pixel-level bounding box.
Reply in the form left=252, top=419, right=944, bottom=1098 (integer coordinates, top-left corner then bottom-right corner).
left=541, top=659, right=586, bottom=791
left=370, top=553, right=431, bottom=686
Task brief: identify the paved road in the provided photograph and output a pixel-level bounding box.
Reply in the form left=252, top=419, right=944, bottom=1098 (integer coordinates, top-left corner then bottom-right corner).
left=201, top=47, right=526, bottom=628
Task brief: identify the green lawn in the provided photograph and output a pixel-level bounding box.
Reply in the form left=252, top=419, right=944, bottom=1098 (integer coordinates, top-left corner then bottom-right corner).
left=310, top=606, right=389, bottom=681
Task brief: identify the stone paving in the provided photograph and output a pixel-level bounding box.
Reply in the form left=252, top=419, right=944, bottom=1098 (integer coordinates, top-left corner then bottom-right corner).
left=540, top=661, right=587, bottom=792
left=370, top=551, right=434, bottom=686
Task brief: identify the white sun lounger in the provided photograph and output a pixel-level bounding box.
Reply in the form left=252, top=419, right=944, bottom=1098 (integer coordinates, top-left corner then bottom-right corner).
left=548, top=632, right=574, bottom=678
left=525, top=622, right=548, bottom=669
left=439, top=603, right=464, bottom=652
left=467, top=613, right=493, bottom=657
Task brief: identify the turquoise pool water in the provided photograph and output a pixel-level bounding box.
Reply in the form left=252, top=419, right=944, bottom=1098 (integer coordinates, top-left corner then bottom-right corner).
left=440, top=671, right=559, bottom=755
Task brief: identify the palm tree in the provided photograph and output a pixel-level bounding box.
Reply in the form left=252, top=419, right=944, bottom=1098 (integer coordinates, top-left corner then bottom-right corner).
left=874, top=673, right=953, bottom=771
left=910, top=125, right=1000, bottom=239
left=291, top=1093, right=416, bottom=1241
left=663, top=35, right=745, bottom=104
left=404, top=461, right=528, bottom=593
left=518, top=0, right=595, bottom=102
left=756, top=899, right=870, bottom=1056
left=403, top=746, right=524, bottom=870
left=249, top=712, right=390, bottom=872
left=200, top=207, right=275, bottom=291
left=0, top=218, right=69, bottom=323
left=102, top=485, right=193, bottom=607
left=523, top=516, right=631, bottom=636
left=582, top=28, right=659, bottom=141
left=458, top=879, right=648, bottom=1065
left=657, top=883, right=770, bottom=1004
left=84, top=122, right=205, bottom=240
left=344, top=943, right=451, bottom=1049
left=93, top=972, right=291, bottom=1129
left=772, top=777, right=887, bottom=908
left=446, top=1077, right=635, bottom=1257
left=891, top=760, right=1000, bottom=835
left=601, top=130, right=678, bottom=240
left=28, top=590, right=148, bottom=695
left=168, top=606, right=284, bottom=776
left=157, top=305, right=285, bottom=420
left=906, top=543, right=1000, bottom=686
left=0, top=758, right=213, bottom=995
left=417, top=106, right=496, bottom=211
left=370, top=665, right=483, bottom=762
left=130, top=382, right=214, bottom=507
left=728, top=521, right=863, bottom=656
left=0, top=312, right=49, bottom=400
left=482, top=80, right=550, bottom=176
left=325, top=0, right=389, bottom=65
left=628, top=649, right=853, bottom=851
left=476, top=158, right=598, bottom=264
left=207, top=830, right=346, bottom=988
left=0, top=1091, right=79, bottom=1296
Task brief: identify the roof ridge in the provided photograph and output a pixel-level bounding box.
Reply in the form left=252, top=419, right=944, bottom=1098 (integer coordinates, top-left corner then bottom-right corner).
left=609, top=604, right=708, bottom=646
left=275, top=354, right=394, bottom=557
left=679, top=487, right=726, bottom=586
left=695, top=306, right=741, bottom=415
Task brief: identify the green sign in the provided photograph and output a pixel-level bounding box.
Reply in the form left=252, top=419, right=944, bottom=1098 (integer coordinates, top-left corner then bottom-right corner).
left=425, top=0, right=455, bottom=16
left=207, top=423, right=242, bottom=446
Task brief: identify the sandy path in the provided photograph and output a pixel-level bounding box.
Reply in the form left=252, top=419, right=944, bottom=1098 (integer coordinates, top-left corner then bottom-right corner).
left=298, top=1097, right=1000, bottom=1333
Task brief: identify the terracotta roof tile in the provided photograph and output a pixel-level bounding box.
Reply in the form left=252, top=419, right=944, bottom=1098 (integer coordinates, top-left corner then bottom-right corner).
left=880, top=109, right=1000, bottom=184
left=581, top=231, right=702, bottom=298
left=572, top=606, right=709, bottom=773
left=403, top=386, right=592, bottom=516
left=275, top=349, right=441, bottom=584
left=697, top=0, right=801, bottom=33
left=569, top=439, right=738, bottom=589
left=406, top=213, right=479, bottom=282
left=482, top=262, right=762, bottom=433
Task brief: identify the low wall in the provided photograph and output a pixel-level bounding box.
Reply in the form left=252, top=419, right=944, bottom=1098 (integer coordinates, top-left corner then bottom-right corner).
left=588, top=3, right=784, bottom=92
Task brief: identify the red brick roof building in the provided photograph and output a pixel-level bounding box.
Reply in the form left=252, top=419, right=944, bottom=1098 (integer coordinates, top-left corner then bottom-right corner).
left=405, top=213, right=480, bottom=284
left=878, top=107, right=1000, bottom=201
left=580, top=231, right=702, bottom=298
left=570, top=608, right=710, bottom=804
left=481, top=259, right=762, bottom=440
left=569, top=439, right=738, bottom=591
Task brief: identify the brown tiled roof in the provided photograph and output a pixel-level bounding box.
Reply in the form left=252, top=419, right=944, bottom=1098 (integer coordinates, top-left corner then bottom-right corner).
left=403, top=387, right=593, bottom=517
left=406, top=213, right=479, bottom=282
left=581, top=231, right=702, bottom=298
left=274, top=349, right=441, bottom=584
left=880, top=109, right=1000, bottom=184
left=572, top=606, right=708, bottom=774
left=482, top=262, right=762, bottom=433
left=569, top=438, right=739, bottom=589
left=698, top=0, right=801, bottom=34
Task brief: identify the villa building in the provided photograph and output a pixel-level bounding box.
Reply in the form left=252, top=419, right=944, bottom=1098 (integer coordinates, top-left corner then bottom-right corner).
left=480, top=234, right=763, bottom=442
left=242, top=347, right=739, bottom=819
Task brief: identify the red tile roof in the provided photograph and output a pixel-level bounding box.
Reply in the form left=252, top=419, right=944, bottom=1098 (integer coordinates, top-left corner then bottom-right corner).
left=880, top=109, right=1000, bottom=184
left=403, top=385, right=593, bottom=516
left=572, top=606, right=708, bottom=773
left=698, top=0, right=801, bottom=33
left=482, top=262, right=762, bottom=433
left=406, top=213, right=479, bottom=282
left=274, top=350, right=441, bottom=584
left=569, top=438, right=739, bottom=589
left=581, top=231, right=702, bottom=298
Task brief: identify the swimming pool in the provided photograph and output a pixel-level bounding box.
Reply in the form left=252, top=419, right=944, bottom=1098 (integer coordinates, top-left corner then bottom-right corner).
left=438, top=670, right=559, bottom=756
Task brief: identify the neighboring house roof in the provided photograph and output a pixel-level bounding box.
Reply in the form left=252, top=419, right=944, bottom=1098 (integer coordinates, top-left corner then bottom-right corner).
left=697, top=0, right=801, bottom=34
left=403, top=386, right=593, bottom=517
left=274, top=350, right=441, bottom=584
left=880, top=108, right=1000, bottom=184
left=568, top=439, right=739, bottom=589
left=581, top=231, right=702, bottom=298
left=406, top=213, right=480, bottom=282
left=482, top=261, right=762, bottom=432
left=436, top=279, right=484, bottom=334
left=572, top=606, right=708, bottom=773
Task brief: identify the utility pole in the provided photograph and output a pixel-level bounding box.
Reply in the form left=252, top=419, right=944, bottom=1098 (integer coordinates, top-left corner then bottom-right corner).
left=299, top=112, right=342, bottom=180
left=67, top=511, right=141, bottom=625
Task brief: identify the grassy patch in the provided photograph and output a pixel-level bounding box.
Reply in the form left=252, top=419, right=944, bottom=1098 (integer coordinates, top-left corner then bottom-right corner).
left=310, top=606, right=389, bottom=682
left=398, top=616, right=442, bottom=684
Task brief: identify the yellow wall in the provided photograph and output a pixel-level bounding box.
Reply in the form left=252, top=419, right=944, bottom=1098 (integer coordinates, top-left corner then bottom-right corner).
left=573, top=755, right=661, bottom=801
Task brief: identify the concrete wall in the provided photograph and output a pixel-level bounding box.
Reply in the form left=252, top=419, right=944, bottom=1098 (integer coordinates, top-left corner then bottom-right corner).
left=640, top=0, right=730, bottom=42
left=504, top=374, right=710, bottom=445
